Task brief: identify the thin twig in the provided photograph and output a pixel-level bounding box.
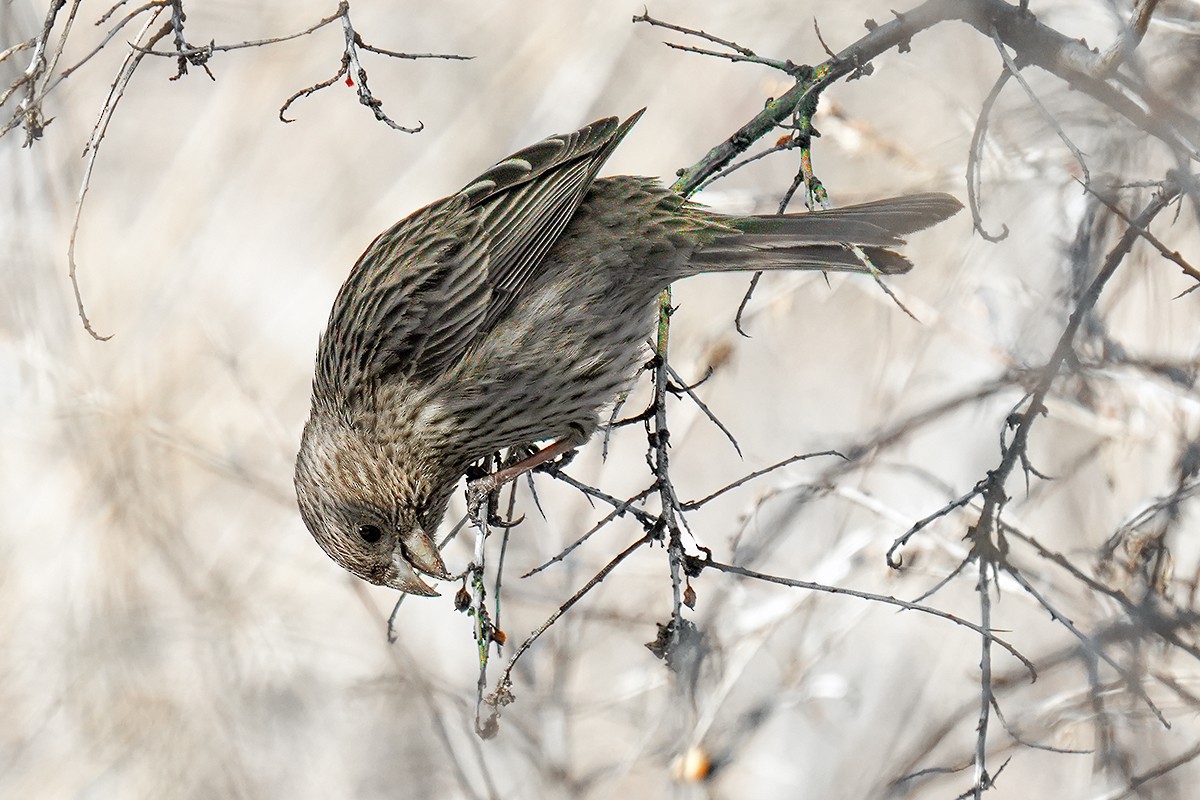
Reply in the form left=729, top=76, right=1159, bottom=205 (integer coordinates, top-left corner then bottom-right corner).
left=67, top=12, right=170, bottom=339
left=965, top=71, right=1012, bottom=242
left=522, top=486, right=656, bottom=577
left=1003, top=566, right=1169, bottom=728
left=698, top=557, right=1037, bottom=677
left=990, top=26, right=1090, bottom=185
left=57, top=2, right=164, bottom=83
left=888, top=485, right=984, bottom=568
left=481, top=532, right=655, bottom=737
left=681, top=451, right=843, bottom=510
left=544, top=467, right=657, bottom=527
left=971, top=563, right=995, bottom=799
left=1078, top=179, right=1200, bottom=291
left=665, top=362, right=741, bottom=456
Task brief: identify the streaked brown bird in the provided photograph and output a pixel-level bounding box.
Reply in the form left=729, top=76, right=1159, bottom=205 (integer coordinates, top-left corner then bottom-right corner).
left=294, top=110, right=961, bottom=595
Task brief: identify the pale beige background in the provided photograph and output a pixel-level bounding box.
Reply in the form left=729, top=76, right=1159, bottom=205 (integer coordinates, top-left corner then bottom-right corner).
left=3, top=1, right=1200, bottom=798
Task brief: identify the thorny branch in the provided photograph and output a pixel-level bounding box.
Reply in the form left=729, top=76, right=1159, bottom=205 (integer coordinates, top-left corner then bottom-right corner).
left=875, top=179, right=1188, bottom=792
left=641, top=0, right=1198, bottom=197
left=974, top=182, right=1179, bottom=565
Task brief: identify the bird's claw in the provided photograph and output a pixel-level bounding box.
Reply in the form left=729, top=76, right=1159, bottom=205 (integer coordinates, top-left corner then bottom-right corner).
left=466, top=474, right=499, bottom=526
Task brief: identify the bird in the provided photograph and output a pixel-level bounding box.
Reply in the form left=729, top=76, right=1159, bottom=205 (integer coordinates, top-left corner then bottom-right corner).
left=294, top=110, right=962, bottom=595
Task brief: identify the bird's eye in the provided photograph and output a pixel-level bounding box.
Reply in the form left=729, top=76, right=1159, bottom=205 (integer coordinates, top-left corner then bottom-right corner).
left=357, top=524, right=384, bottom=543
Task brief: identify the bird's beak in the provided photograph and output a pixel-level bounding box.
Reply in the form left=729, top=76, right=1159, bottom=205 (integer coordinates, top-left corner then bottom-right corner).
left=403, top=527, right=451, bottom=579
left=387, top=550, right=440, bottom=596
left=386, top=528, right=450, bottom=596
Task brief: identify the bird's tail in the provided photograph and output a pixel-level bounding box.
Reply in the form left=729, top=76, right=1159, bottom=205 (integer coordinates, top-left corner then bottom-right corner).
left=690, top=192, right=963, bottom=276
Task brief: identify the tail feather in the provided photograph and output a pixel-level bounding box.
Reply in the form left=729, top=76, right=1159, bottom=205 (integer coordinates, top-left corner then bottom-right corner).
left=698, top=243, right=915, bottom=275
left=691, top=192, right=961, bottom=277
left=792, top=192, right=965, bottom=236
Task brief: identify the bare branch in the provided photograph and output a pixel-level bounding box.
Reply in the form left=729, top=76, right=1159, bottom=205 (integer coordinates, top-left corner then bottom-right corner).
left=657, top=0, right=1199, bottom=197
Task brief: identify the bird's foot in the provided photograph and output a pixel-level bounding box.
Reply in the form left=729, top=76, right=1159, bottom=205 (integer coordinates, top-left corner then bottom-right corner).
left=465, top=474, right=499, bottom=526
left=465, top=437, right=580, bottom=526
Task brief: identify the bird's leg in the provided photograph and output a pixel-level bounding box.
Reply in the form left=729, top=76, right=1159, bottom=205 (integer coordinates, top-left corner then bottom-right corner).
left=465, top=437, right=579, bottom=522
left=476, top=437, right=577, bottom=494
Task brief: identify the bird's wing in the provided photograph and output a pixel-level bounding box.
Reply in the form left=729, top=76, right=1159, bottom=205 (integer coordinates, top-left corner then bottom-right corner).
left=459, top=109, right=644, bottom=331
left=315, top=111, right=643, bottom=408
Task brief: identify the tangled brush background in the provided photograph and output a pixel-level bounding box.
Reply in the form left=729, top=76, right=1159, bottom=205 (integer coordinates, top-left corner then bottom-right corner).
left=3, top=1, right=1200, bottom=797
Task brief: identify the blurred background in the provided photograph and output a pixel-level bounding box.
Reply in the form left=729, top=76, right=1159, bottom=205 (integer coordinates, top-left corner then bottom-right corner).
left=3, top=1, right=1200, bottom=797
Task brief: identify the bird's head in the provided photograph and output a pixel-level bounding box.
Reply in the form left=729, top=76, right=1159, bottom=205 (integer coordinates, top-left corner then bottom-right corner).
left=294, top=411, right=452, bottom=595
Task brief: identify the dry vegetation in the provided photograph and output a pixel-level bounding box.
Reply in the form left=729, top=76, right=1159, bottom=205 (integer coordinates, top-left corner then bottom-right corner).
left=3, top=1, right=1200, bottom=798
